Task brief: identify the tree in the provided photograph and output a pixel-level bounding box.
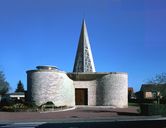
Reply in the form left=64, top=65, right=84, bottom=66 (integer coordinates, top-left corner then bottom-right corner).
left=0, top=70, right=9, bottom=95
left=147, top=73, right=166, bottom=84
left=146, top=73, right=166, bottom=103
left=15, top=80, right=25, bottom=92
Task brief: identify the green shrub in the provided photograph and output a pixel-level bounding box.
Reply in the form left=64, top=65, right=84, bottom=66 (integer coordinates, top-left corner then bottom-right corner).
left=140, top=104, right=166, bottom=116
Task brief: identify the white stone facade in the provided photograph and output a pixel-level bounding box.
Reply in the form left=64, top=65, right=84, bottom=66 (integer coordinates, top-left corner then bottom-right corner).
left=97, top=74, right=128, bottom=108
left=27, top=67, right=128, bottom=108
left=27, top=67, right=75, bottom=106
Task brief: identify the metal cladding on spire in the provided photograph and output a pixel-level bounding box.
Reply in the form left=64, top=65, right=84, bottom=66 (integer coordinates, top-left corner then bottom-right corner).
left=73, top=20, right=96, bottom=72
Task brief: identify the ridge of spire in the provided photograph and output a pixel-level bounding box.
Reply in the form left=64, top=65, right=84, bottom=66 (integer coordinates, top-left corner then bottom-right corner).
left=73, top=20, right=96, bottom=72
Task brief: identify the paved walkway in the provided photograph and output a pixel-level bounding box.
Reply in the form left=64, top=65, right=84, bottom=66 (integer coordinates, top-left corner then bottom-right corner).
left=0, top=106, right=166, bottom=128
left=0, top=106, right=140, bottom=123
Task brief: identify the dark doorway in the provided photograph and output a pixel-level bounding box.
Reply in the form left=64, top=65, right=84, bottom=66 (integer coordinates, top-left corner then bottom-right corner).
left=75, top=88, right=88, bottom=105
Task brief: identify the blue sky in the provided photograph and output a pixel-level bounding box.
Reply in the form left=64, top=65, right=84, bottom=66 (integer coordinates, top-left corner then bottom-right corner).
left=0, top=0, right=166, bottom=92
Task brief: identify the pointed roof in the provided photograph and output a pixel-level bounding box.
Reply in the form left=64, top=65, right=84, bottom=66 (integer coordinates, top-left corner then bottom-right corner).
left=73, top=20, right=96, bottom=72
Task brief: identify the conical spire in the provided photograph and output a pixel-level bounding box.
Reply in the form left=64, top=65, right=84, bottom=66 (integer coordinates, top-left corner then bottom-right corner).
left=73, top=20, right=96, bottom=72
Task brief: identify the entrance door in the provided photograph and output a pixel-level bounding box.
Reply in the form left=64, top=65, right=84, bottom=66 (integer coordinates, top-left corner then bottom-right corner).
left=75, top=88, right=88, bottom=105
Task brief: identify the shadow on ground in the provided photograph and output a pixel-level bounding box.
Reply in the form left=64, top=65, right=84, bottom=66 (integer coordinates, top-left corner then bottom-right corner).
left=80, top=109, right=116, bottom=113
left=117, top=112, right=140, bottom=116
left=36, top=120, right=166, bottom=128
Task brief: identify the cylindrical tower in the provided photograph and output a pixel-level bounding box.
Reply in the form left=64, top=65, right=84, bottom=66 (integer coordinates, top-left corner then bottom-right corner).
left=27, top=66, right=75, bottom=106
left=97, top=73, right=128, bottom=108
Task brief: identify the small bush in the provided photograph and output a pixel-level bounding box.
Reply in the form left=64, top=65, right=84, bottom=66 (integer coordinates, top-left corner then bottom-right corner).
left=1, top=106, right=14, bottom=112
left=1, top=102, right=39, bottom=112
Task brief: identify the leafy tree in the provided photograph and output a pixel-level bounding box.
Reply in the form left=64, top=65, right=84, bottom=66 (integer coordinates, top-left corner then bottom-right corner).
left=147, top=73, right=166, bottom=84
left=0, top=70, right=9, bottom=95
left=15, top=80, right=25, bottom=92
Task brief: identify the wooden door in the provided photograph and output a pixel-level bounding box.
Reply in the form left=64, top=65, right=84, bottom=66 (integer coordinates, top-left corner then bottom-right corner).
left=75, top=88, right=88, bottom=105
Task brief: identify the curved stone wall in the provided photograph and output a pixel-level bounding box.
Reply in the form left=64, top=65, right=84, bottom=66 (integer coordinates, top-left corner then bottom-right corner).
left=97, top=73, right=128, bottom=108
left=27, top=70, right=75, bottom=106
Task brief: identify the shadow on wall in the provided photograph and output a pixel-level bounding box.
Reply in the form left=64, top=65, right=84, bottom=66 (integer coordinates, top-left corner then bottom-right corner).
left=96, top=78, right=104, bottom=106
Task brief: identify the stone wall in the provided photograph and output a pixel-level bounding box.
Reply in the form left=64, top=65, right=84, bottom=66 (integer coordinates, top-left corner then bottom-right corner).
left=97, top=73, right=128, bottom=108
left=27, top=70, right=75, bottom=106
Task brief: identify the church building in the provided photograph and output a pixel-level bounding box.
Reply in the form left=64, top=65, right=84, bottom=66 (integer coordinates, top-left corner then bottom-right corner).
left=26, top=20, right=128, bottom=108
